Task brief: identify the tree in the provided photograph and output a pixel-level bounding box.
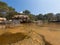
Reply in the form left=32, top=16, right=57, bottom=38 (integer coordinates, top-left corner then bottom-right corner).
left=0, top=1, right=8, bottom=12
left=43, top=14, right=48, bottom=20
left=28, top=14, right=36, bottom=21
left=0, top=1, right=9, bottom=17
left=36, top=14, right=43, bottom=20
left=23, top=10, right=30, bottom=15
left=0, top=1, right=18, bottom=19
left=8, top=7, right=15, bottom=12
left=56, top=13, right=60, bottom=21
left=6, top=7, right=16, bottom=20
left=44, top=13, right=54, bottom=21
left=0, top=13, right=3, bottom=17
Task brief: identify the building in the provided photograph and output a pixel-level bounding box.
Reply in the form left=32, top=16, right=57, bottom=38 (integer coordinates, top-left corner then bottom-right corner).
left=12, top=15, right=30, bottom=23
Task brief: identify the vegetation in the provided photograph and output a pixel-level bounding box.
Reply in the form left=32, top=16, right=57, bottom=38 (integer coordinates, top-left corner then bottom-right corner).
left=23, top=10, right=30, bottom=15
left=0, top=1, right=60, bottom=22
left=0, top=1, right=19, bottom=20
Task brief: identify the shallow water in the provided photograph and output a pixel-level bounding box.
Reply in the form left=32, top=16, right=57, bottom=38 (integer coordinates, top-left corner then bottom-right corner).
left=19, top=23, right=60, bottom=45
left=0, top=23, right=60, bottom=45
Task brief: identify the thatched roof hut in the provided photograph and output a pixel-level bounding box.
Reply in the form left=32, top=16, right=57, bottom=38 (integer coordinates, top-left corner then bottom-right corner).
left=12, top=15, right=30, bottom=23
left=13, top=15, right=29, bottom=19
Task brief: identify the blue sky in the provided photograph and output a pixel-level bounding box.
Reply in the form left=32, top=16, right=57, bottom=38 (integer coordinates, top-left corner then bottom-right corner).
left=0, top=0, right=60, bottom=14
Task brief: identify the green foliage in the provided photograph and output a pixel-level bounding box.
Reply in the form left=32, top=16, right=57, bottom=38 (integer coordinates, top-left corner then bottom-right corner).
left=6, top=7, right=16, bottom=20
left=0, top=1, right=8, bottom=12
left=0, top=13, right=4, bottom=17
left=0, top=1, right=7, bottom=6
left=56, top=13, right=60, bottom=21
left=28, top=14, right=37, bottom=21
left=0, top=1, right=19, bottom=20
left=23, top=10, right=30, bottom=15
left=6, top=12, right=14, bottom=20
left=43, top=13, right=54, bottom=21
left=36, top=14, right=43, bottom=20
left=8, top=7, right=15, bottom=12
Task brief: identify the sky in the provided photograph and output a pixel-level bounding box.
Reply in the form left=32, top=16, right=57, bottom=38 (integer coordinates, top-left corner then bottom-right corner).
left=0, top=0, right=60, bottom=15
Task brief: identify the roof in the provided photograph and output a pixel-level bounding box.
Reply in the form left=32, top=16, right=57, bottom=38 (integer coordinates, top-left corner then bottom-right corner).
left=13, top=15, right=29, bottom=18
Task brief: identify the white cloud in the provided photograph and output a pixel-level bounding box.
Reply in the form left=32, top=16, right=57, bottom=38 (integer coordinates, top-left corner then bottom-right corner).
left=20, top=11, right=23, bottom=13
